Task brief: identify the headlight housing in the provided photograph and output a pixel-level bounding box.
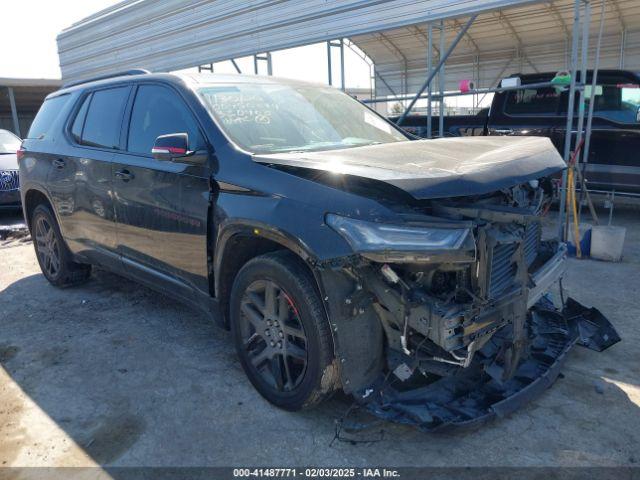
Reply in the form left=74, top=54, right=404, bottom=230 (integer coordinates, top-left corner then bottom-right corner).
left=326, top=214, right=476, bottom=263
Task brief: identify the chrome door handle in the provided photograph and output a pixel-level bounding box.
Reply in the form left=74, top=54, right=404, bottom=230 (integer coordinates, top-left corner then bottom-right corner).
left=52, top=158, right=65, bottom=169
left=493, top=129, right=514, bottom=135
left=115, top=169, right=134, bottom=181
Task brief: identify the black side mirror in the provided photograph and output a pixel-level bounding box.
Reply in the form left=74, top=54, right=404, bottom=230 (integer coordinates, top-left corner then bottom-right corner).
left=151, top=133, right=208, bottom=165
left=151, top=133, right=189, bottom=161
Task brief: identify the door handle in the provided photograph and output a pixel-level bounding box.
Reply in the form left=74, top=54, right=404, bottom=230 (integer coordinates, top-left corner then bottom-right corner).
left=115, top=169, right=134, bottom=181
left=52, top=158, right=65, bottom=169
left=493, top=129, right=514, bottom=135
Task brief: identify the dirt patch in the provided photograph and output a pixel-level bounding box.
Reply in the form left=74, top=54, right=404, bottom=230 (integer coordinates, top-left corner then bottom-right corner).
left=0, top=370, right=27, bottom=466
left=37, top=346, right=69, bottom=368
left=83, top=413, right=146, bottom=464
left=0, top=345, right=19, bottom=364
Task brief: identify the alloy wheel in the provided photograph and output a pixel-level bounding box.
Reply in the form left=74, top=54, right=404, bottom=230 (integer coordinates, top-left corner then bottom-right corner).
left=238, top=279, right=308, bottom=392
left=35, top=216, right=61, bottom=278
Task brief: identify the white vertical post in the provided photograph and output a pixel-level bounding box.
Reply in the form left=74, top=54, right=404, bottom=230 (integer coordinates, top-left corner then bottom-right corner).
left=7, top=87, right=21, bottom=138
left=558, top=0, right=582, bottom=240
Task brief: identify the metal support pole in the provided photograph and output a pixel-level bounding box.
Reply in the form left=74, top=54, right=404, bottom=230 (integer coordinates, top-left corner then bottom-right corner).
left=579, top=0, right=605, bottom=224
left=327, top=41, right=333, bottom=86
left=568, top=0, right=591, bottom=228
left=7, top=87, right=20, bottom=138
left=557, top=0, right=582, bottom=240
left=583, top=0, right=605, bottom=175
left=397, top=14, right=477, bottom=126
left=340, top=39, right=345, bottom=91
left=230, top=59, right=242, bottom=74
left=327, top=40, right=345, bottom=89
left=573, top=2, right=591, bottom=153
left=254, top=53, right=272, bottom=75
left=619, top=29, right=626, bottom=69
left=438, top=20, right=446, bottom=137
left=427, top=23, right=433, bottom=139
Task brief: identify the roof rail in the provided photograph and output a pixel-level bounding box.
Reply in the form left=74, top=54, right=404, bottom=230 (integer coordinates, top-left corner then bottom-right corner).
left=62, top=68, right=151, bottom=89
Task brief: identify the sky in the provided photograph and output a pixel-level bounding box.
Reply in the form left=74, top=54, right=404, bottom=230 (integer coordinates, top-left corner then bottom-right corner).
left=0, top=0, right=372, bottom=89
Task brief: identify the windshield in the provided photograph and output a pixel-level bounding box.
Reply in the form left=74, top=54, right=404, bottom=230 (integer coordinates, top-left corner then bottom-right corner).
left=0, top=130, right=20, bottom=154
left=198, top=83, right=408, bottom=154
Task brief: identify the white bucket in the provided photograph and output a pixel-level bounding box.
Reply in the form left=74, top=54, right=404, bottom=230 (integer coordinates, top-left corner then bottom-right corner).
left=590, top=226, right=626, bottom=262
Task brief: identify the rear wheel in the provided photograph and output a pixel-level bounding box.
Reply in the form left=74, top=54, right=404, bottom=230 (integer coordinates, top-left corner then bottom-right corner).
left=31, top=204, right=91, bottom=287
left=230, top=251, right=336, bottom=411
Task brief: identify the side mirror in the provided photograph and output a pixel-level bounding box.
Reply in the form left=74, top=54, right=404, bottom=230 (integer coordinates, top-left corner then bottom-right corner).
left=151, top=133, right=209, bottom=165
left=151, top=133, right=189, bottom=161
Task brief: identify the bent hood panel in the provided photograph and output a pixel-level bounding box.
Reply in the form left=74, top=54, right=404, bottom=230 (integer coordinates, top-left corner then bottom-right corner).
left=254, top=136, right=565, bottom=199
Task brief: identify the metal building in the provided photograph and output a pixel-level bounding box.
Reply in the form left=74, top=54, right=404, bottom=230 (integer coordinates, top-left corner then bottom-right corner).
left=0, top=78, right=61, bottom=138
left=57, top=0, right=638, bottom=99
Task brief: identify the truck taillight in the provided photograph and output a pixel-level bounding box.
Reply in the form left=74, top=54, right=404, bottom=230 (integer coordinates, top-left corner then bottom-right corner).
left=16, top=148, right=25, bottom=161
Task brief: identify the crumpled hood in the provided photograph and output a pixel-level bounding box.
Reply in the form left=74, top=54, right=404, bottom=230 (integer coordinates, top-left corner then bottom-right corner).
left=254, top=136, right=566, bottom=199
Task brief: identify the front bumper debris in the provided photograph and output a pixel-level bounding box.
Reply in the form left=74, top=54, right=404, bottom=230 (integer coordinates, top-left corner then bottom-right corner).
left=359, top=298, right=620, bottom=432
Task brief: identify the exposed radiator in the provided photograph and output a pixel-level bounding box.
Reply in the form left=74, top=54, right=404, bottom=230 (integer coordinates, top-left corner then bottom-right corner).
left=488, top=222, right=541, bottom=299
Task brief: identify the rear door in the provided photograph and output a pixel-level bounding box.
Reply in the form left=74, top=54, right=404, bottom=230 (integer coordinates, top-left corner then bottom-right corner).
left=112, top=83, right=211, bottom=301
left=559, top=74, right=640, bottom=193
left=60, top=86, right=131, bottom=269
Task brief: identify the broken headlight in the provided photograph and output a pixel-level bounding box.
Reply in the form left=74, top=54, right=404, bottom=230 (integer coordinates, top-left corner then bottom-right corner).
left=326, top=214, right=476, bottom=263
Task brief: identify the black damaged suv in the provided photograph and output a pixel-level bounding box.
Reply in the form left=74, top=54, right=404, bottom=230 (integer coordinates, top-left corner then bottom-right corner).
left=19, top=70, right=617, bottom=430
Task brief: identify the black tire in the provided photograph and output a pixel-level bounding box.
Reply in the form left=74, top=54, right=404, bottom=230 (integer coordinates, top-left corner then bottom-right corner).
left=230, top=250, right=337, bottom=411
left=31, top=204, right=91, bottom=287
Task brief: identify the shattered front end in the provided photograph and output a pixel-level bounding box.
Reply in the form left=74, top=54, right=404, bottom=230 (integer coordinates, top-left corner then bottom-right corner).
left=321, top=181, right=620, bottom=431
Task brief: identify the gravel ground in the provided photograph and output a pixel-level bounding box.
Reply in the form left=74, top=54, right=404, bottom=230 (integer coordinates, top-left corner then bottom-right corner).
left=0, top=207, right=638, bottom=470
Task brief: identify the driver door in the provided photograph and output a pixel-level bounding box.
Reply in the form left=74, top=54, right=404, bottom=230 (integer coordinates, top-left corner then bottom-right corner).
left=112, top=83, right=211, bottom=301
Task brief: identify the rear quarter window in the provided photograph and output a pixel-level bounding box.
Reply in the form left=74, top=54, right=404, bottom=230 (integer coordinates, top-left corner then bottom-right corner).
left=27, top=94, right=71, bottom=139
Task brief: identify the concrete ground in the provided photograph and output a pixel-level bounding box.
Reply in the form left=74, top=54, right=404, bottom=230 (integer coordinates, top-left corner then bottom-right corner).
left=0, top=207, right=639, bottom=469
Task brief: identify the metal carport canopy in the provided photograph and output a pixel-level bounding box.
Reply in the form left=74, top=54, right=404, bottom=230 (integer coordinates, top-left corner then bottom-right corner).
left=353, top=0, right=640, bottom=96
left=57, top=0, right=542, bottom=83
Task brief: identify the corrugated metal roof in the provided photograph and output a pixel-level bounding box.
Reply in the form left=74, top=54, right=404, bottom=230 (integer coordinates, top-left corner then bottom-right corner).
left=56, top=0, right=640, bottom=99
left=352, top=0, right=640, bottom=95
left=57, top=0, right=538, bottom=82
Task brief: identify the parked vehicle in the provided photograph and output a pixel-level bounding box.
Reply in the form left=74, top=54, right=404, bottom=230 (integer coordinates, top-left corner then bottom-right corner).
left=19, top=71, right=618, bottom=431
left=0, top=129, right=22, bottom=209
left=392, top=70, right=640, bottom=194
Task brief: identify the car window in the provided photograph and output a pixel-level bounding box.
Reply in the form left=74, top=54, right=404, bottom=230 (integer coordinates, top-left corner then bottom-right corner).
left=127, top=85, right=204, bottom=155
left=198, top=83, right=407, bottom=154
left=0, top=130, right=21, bottom=153
left=504, top=87, right=561, bottom=115
left=27, top=94, right=71, bottom=140
left=70, top=94, right=91, bottom=143
left=583, top=84, right=640, bottom=124
left=81, top=86, right=130, bottom=149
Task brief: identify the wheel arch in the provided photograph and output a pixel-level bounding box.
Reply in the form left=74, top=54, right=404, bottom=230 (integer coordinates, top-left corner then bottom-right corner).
left=23, top=187, right=56, bottom=231
left=213, top=220, right=323, bottom=329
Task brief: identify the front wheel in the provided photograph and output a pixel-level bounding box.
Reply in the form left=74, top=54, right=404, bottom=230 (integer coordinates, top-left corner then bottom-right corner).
left=230, top=251, right=337, bottom=411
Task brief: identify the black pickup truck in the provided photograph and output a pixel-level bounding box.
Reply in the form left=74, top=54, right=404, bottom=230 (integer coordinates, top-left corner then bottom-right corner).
left=393, top=70, right=640, bottom=194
